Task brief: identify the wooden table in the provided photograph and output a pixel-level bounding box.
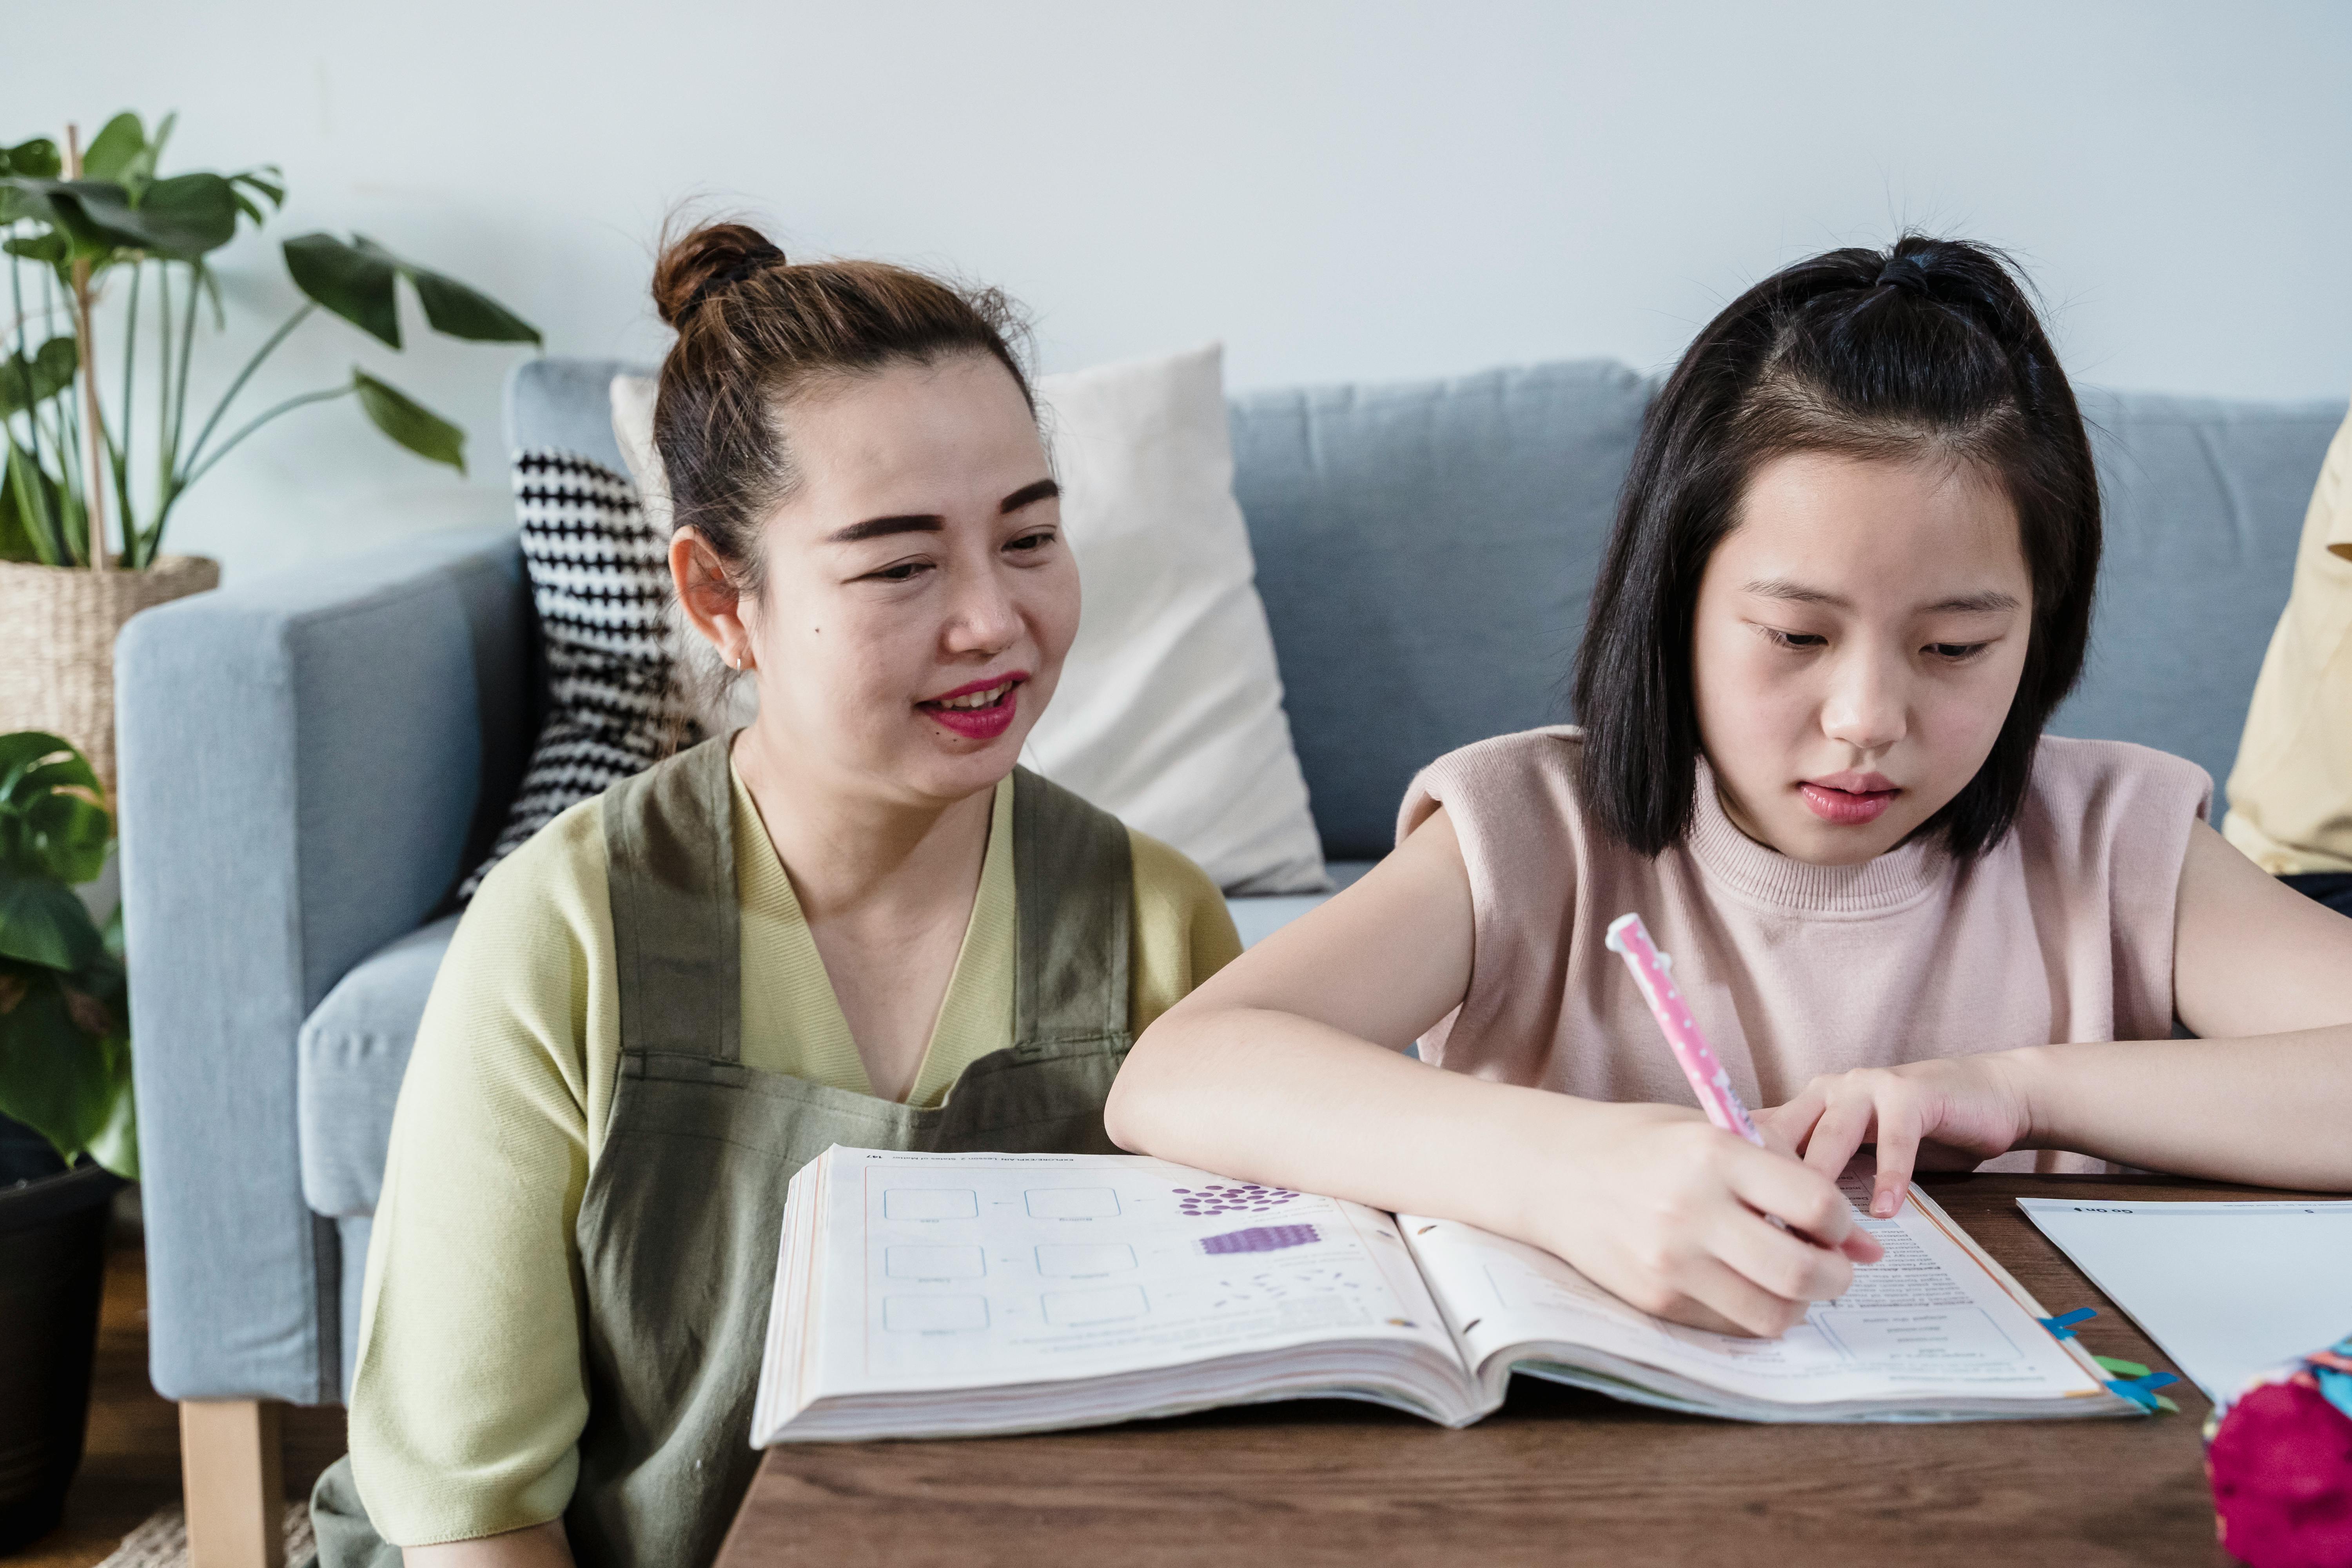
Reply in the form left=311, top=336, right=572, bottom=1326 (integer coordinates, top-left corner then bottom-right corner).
left=717, top=1174, right=2290, bottom=1567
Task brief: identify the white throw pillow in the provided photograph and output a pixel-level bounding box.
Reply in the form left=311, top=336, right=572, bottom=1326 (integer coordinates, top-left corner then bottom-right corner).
left=1024, top=345, right=1326, bottom=893
left=609, top=372, right=670, bottom=531
left=608, top=343, right=1327, bottom=894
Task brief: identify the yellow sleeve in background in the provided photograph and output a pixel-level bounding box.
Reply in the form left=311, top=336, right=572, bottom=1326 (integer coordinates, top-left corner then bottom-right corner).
left=1127, top=828, right=1245, bottom=1033
left=2223, top=400, right=2352, bottom=876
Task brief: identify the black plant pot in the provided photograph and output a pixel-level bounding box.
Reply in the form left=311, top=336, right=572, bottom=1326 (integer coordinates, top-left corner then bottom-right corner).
left=0, top=1116, right=122, bottom=1555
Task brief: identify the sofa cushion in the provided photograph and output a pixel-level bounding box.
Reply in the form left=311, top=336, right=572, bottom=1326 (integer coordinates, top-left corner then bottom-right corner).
left=456, top=453, right=693, bottom=898
left=508, top=357, right=637, bottom=474
left=1231, top=361, right=1653, bottom=860
left=298, top=915, right=459, bottom=1219
left=2054, top=390, right=2345, bottom=804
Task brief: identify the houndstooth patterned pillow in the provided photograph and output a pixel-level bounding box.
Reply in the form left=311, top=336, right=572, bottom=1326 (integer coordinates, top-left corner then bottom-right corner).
left=459, top=450, right=699, bottom=900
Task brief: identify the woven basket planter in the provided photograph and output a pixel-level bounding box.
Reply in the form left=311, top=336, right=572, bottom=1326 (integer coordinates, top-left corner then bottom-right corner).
left=0, top=556, right=220, bottom=803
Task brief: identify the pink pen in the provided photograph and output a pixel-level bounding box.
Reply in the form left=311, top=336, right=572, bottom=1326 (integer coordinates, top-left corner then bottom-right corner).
left=1603, top=912, right=1763, bottom=1145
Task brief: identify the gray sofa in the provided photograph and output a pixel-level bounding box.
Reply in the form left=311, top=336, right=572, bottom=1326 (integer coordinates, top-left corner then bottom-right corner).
left=116, top=356, right=2341, bottom=1456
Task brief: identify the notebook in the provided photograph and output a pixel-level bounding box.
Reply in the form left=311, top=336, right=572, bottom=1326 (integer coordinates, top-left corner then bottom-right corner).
left=2017, top=1197, right=2352, bottom=1400
left=750, top=1147, right=2142, bottom=1442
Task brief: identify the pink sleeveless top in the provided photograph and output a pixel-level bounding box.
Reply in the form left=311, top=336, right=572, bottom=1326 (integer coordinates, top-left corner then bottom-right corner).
left=1398, top=728, right=2212, bottom=1172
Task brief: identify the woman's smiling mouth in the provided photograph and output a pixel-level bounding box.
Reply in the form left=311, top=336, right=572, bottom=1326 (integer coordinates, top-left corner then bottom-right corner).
left=918, top=673, right=1027, bottom=740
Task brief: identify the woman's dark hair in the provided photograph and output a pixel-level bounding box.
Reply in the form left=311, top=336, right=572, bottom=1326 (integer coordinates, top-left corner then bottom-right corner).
left=1569, top=234, right=2100, bottom=860
left=650, top=220, right=1034, bottom=595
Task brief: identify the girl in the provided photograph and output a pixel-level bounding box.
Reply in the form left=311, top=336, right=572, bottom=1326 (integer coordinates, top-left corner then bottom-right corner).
left=1106, top=236, right=2352, bottom=1345
left=314, top=225, right=1241, bottom=1566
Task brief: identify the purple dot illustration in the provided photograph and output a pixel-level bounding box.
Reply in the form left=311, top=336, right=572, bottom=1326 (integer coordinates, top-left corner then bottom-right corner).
left=1174, top=1180, right=1304, bottom=1218
left=1199, top=1223, right=1321, bottom=1256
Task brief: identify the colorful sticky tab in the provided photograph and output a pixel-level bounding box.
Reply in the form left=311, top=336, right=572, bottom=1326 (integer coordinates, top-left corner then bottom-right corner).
left=2039, top=1308, right=2097, bottom=1340
left=2095, top=1355, right=2151, bottom=1378
left=2103, top=1371, right=2180, bottom=1412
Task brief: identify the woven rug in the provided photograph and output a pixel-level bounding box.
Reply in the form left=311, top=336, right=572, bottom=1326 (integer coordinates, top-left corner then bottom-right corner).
left=98, top=1504, right=314, bottom=1568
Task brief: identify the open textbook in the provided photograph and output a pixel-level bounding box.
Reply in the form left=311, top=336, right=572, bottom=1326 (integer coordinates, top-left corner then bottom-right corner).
left=751, top=1148, right=2143, bottom=1443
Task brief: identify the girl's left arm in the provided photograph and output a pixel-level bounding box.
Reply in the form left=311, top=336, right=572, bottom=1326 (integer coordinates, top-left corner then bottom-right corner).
left=1763, top=821, right=2352, bottom=1216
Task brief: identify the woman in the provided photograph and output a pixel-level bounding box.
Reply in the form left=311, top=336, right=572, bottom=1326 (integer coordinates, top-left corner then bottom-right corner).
left=313, top=223, right=1241, bottom=1566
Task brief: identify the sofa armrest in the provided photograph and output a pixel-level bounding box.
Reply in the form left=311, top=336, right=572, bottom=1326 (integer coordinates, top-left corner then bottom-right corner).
left=118, top=525, right=530, bottom=1403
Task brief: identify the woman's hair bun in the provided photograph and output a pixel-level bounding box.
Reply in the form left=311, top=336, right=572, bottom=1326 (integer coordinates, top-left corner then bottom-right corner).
left=652, top=221, right=787, bottom=329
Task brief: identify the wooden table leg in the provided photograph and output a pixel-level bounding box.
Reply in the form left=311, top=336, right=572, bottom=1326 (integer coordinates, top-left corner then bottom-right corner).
left=181, top=1399, right=286, bottom=1568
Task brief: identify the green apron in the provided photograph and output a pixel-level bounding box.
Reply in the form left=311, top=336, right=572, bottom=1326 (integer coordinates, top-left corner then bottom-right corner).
left=314, top=739, right=1135, bottom=1567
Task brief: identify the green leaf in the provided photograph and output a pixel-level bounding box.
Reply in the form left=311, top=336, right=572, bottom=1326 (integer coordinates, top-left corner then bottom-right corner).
left=2, top=230, right=69, bottom=266
left=291, top=233, right=541, bottom=349
left=0, top=968, right=136, bottom=1178
left=3, top=441, right=68, bottom=567
left=0, top=729, right=104, bottom=796
left=0, top=470, right=35, bottom=564
left=0, top=731, right=110, bottom=883
left=284, top=232, right=401, bottom=347
left=0, top=875, right=103, bottom=972
left=19, top=786, right=110, bottom=884
left=80, top=113, right=146, bottom=183
left=408, top=268, right=542, bottom=345
left=352, top=370, right=465, bottom=473
left=2, top=138, right=62, bottom=180
left=0, top=177, right=107, bottom=257
left=0, top=338, right=78, bottom=418
left=129, top=173, right=240, bottom=257
left=147, top=111, right=178, bottom=174
left=354, top=236, right=541, bottom=346
left=0, top=178, right=157, bottom=264
left=230, top=167, right=285, bottom=208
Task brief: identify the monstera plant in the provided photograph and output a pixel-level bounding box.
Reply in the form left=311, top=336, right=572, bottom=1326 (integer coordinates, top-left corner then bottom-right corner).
left=0, top=111, right=539, bottom=569
left=0, top=731, right=129, bottom=1178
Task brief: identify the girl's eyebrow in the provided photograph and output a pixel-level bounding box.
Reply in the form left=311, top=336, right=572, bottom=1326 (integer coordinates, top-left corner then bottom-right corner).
left=1924, top=590, right=2022, bottom=614
left=1744, top=577, right=1846, bottom=608
left=1743, top=578, right=2020, bottom=615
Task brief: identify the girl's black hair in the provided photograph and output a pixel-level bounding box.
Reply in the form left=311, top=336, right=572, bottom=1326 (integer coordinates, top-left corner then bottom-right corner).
left=1569, top=234, right=2100, bottom=860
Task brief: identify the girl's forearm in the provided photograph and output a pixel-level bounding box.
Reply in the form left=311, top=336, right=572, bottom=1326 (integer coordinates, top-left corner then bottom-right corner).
left=2008, top=1027, right=2352, bottom=1189
left=1108, top=1006, right=1588, bottom=1242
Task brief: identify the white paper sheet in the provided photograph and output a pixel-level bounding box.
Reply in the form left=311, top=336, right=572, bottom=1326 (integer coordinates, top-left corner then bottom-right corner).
left=2017, top=1198, right=2352, bottom=1399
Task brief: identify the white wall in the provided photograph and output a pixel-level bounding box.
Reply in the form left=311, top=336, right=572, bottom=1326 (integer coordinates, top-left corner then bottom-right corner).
left=12, top=0, right=2351, bottom=584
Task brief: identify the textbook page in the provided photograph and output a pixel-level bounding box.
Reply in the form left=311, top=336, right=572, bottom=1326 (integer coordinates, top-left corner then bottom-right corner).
left=1400, top=1179, right=2118, bottom=1418
left=2018, top=1197, right=2352, bottom=1399
left=779, top=1149, right=1467, bottom=1411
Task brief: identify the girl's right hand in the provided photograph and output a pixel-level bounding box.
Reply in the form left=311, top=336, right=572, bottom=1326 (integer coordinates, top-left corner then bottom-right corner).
left=1523, top=1102, right=1883, bottom=1338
